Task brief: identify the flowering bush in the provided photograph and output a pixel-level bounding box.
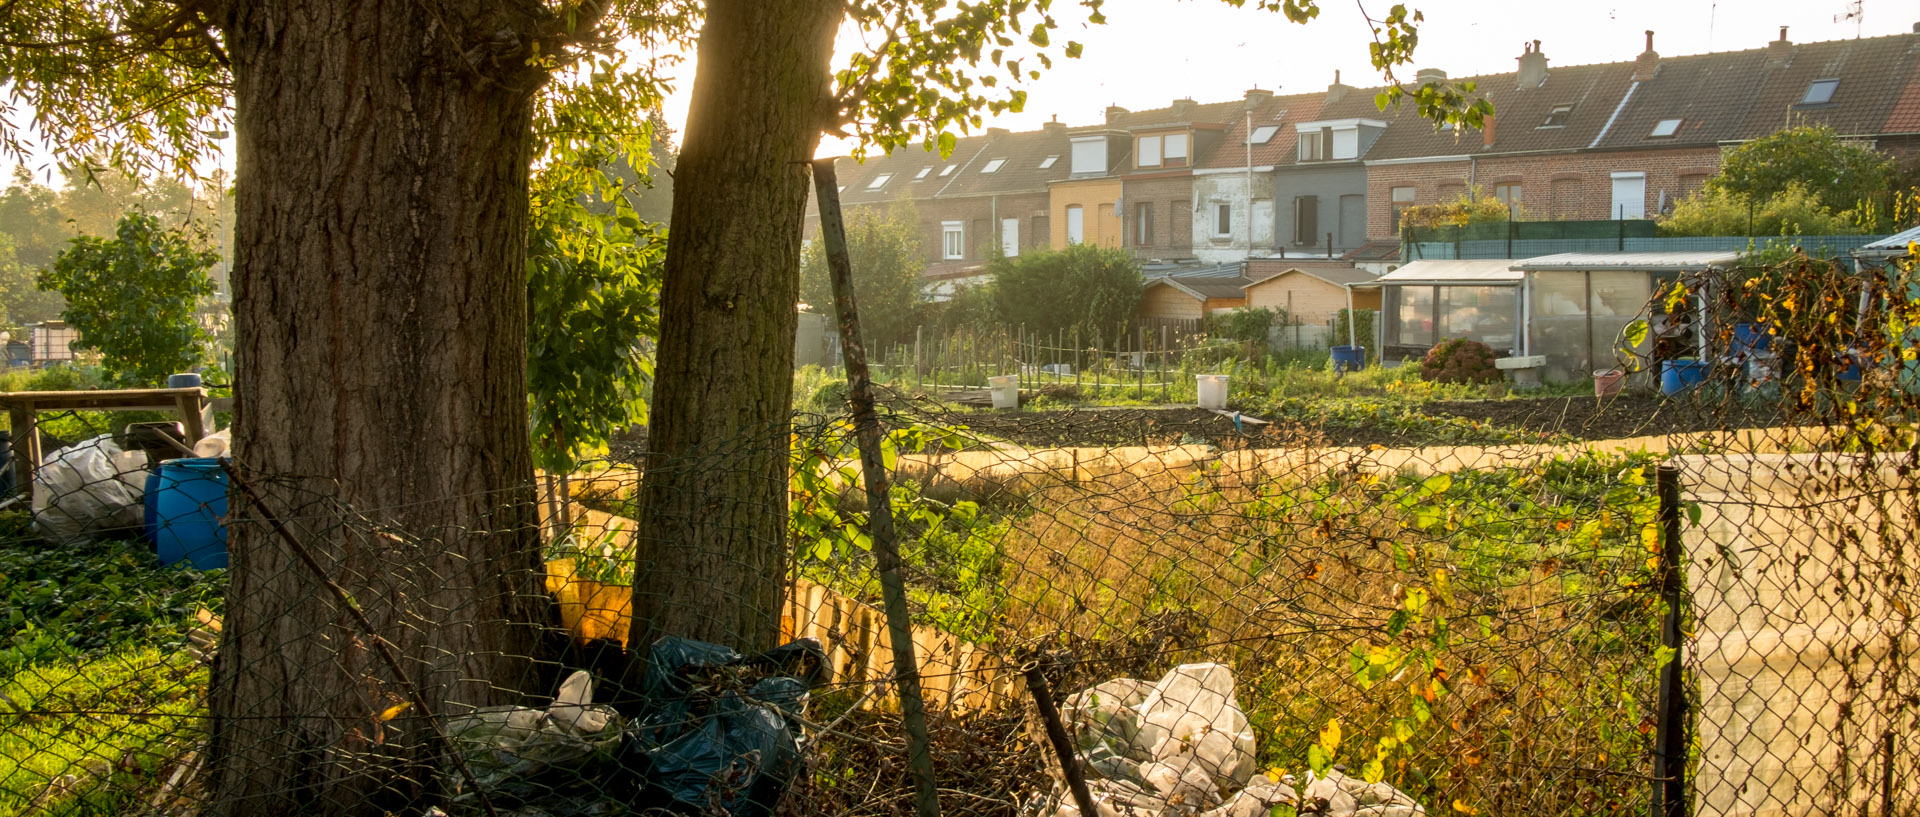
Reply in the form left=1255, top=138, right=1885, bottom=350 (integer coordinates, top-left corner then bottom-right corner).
left=1419, top=338, right=1500, bottom=385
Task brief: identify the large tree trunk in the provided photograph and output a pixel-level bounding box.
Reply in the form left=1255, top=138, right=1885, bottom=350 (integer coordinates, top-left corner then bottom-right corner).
left=627, top=0, right=843, bottom=659
left=208, top=2, right=551, bottom=813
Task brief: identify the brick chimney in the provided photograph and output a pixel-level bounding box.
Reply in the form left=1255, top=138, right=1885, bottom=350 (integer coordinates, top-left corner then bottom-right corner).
left=1170, top=98, right=1197, bottom=117
left=1482, top=115, right=1496, bottom=148
left=1516, top=39, right=1549, bottom=88
left=1244, top=87, right=1274, bottom=107
left=1326, top=69, right=1354, bottom=105
left=1415, top=67, right=1447, bottom=87
left=1042, top=115, right=1066, bottom=135
left=987, top=127, right=1010, bottom=136
left=1105, top=105, right=1129, bottom=125
left=1632, top=31, right=1660, bottom=81
left=1766, top=26, right=1793, bottom=68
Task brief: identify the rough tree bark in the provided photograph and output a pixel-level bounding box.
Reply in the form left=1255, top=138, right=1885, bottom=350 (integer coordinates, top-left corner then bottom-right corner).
left=207, top=2, right=553, bottom=812
left=627, top=0, right=844, bottom=659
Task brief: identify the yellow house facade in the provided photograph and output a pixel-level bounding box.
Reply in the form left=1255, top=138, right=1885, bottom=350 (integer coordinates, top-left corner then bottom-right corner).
left=1047, top=177, right=1124, bottom=249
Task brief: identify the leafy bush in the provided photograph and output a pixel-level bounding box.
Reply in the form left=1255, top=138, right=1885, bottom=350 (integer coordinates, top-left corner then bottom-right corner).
left=1330, top=308, right=1375, bottom=352
left=1419, top=338, right=1499, bottom=384
left=1658, top=183, right=1862, bottom=237
left=39, top=212, right=219, bottom=387
left=1401, top=187, right=1516, bottom=230
left=1204, top=307, right=1286, bottom=345
left=989, top=243, right=1143, bottom=342
left=800, top=202, right=927, bottom=349
left=1708, top=124, right=1894, bottom=224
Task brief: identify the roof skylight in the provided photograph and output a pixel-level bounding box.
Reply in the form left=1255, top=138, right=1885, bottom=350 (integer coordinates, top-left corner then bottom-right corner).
left=914, top=167, right=932, bottom=180
left=980, top=158, right=1007, bottom=173
left=1249, top=125, right=1279, bottom=144
left=1802, top=79, right=1839, bottom=105
left=1038, top=155, right=1059, bottom=169
left=866, top=173, right=893, bottom=190
left=1649, top=119, right=1682, bottom=137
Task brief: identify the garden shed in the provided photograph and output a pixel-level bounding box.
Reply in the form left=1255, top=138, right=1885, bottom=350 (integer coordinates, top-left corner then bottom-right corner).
left=1138, top=269, right=1252, bottom=322
left=1241, top=264, right=1382, bottom=324
left=1853, top=224, right=1920, bottom=270
left=1373, top=259, right=1525, bottom=363
left=1509, top=251, right=1738, bottom=383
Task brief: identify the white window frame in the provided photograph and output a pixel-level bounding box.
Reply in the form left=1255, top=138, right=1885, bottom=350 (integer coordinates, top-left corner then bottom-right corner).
left=1065, top=205, right=1085, bottom=244
left=866, top=173, right=893, bottom=190
left=942, top=221, right=965, bottom=259
left=1001, top=217, right=1020, bottom=257
left=1610, top=171, right=1647, bottom=220
left=980, top=158, right=1007, bottom=173
left=1164, top=133, right=1188, bottom=163
left=1038, top=155, right=1059, bottom=169
left=1070, top=137, right=1108, bottom=174
left=1137, top=135, right=1162, bottom=168
left=1213, top=203, right=1232, bottom=238
left=1649, top=119, right=1682, bottom=138
left=1248, top=125, right=1279, bottom=144
left=1540, top=104, right=1573, bottom=128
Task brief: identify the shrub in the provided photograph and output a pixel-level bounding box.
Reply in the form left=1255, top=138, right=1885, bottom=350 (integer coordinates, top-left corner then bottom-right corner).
left=1420, top=338, right=1500, bottom=384
left=1658, top=183, right=1862, bottom=237
left=1204, top=307, right=1286, bottom=346
left=989, top=243, right=1143, bottom=342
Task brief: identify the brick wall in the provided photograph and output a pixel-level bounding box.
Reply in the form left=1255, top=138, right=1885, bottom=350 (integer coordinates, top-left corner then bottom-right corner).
left=835, top=192, right=1050, bottom=265
left=1122, top=176, right=1200, bottom=256
left=1365, top=146, right=1725, bottom=239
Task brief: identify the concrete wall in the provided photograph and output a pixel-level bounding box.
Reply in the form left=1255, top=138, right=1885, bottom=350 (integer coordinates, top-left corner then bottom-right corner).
left=1274, top=163, right=1369, bottom=254
left=1189, top=172, right=1276, bottom=263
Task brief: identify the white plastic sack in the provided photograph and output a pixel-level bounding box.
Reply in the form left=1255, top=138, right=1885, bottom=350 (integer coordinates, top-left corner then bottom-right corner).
left=32, top=433, right=149, bottom=543
left=1134, top=663, right=1257, bottom=791
left=193, top=428, right=231, bottom=458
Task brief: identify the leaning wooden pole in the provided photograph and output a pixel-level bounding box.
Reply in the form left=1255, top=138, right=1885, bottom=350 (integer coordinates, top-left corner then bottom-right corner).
left=810, top=158, right=943, bottom=817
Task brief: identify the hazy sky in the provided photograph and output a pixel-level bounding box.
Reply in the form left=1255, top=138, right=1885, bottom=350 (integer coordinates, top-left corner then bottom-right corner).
left=653, top=0, right=1916, bottom=158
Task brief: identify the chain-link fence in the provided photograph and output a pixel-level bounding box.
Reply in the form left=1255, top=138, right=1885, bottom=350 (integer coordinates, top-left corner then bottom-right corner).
left=4, top=248, right=1919, bottom=817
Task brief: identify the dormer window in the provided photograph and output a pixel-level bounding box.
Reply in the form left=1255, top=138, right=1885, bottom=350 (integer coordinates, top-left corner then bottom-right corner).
left=1649, top=118, right=1683, bottom=138
left=914, top=167, right=933, bottom=180
left=939, top=165, right=957, bottom=177
left=980, top=158, right=1006, bottom=173
left=1298, top=129, right=1330, bottom=161
left=1164, top=133, right=1188, bottom=164
left=866, top=173, right=893, bottom=190
left=1293, top=118, right=1381, bottom=161
left=1137, top=135, right=1163, bottom=167
left=1039, top=155, right=1059, bottom=169
left=1801, top=79, right=1839, bottom=105
left=1249, top=125, right=1279, bottom=144
left=1540, top=104, right=1573, bottom=128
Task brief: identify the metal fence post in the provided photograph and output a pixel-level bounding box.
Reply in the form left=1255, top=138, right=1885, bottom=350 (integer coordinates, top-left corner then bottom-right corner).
left=1654, top=464, right=1689, bottom=817
left=810, top=158, right=943, bottom=817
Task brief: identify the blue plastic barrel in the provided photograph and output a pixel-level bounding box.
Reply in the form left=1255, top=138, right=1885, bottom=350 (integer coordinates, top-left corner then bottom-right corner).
left=150, top=457, right=228, bottom=570
left=142, top=470, right=162, bottom=545
left=1661, top=359, right=1708, bottom=395
left=1733, top=323, right=1773, bottom=354
left=1330, top=345, right=1366, bottom=373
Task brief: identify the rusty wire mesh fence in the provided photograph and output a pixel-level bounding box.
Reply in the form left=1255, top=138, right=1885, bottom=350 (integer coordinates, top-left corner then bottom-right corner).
left=3, top=249, right=1919, bottom=817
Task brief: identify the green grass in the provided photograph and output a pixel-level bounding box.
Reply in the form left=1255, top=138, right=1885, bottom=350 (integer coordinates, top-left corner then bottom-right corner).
left=0, top=647, right=206, bottom=817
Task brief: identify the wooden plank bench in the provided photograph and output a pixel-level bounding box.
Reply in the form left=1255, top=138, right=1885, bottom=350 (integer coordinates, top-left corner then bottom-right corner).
left=0, top=387, right=214, bottom=502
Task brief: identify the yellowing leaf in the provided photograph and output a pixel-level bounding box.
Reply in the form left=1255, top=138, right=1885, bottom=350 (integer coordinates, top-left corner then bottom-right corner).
left=379, top=702, right=411, bottom=722
left=1317, top=718, right=1343, bottom=757
left=1453, top=799, right=1480, bottom=815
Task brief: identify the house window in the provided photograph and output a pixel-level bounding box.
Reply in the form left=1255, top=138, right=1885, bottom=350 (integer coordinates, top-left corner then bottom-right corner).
left=942, top=221, right=965, bottom=259
left=1039, top=155, right=1059, bottom=169
left=1137, top=135, right=1163, bottom=167
left=1249, top=125, right=1279, bottom=144
left=1001, top=217, right=1021, bottom=257
left=1649, top=119, right=1682, bottom=138
left=1213, top=203, right=1232, bottom=237
left=980, top=158, right=1006, bottom=173
left=1802, top=79, right=1839, bottom=105
left=1298, top=128, right=1331, bottom=161
left=1540, top=104, right=1573, bottom=127
left=1293, top=195, right=1318, bottom=246
left=1070, top=137, right=1107, bottom=174
left=1493, top=183, right=1522, bottom=211
left=1135, top=202, right=1155, bottom=246
left=939, top=165, right=957, bottom=177
left=1164, top=133, right=1189, bottom=165
left=914, top=167, right=933, bottom=180
left=1610, top=172, right=1647, bottom=220
left=1065, top=205, right=1084, bottom=244
left=1390, top=186, right=1416, bottom=233
left=866, top=173, right=893, bottom=190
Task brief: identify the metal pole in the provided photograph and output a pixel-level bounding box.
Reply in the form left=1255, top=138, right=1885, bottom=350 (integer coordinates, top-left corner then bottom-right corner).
left=810, top=158, right=943, bottom=817
left=1653, top=464, right=1690, bottom=817
left=1024, top=664, right=1100, bottom=817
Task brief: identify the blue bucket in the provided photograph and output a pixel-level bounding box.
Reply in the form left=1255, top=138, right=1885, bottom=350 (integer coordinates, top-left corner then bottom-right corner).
left=1661, top=359, right=1709, bottom=395
left=1733, top=324, right=1773, bottom=354
left=150, top=457, right=228, bottom=570
left=1330, top=345, right=1366, bottom=372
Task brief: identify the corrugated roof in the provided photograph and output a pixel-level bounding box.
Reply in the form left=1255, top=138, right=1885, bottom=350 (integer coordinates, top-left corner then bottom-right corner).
left=1857, top=225, right=1920, bottom=256
left=1374, top=259, right=1523, bottom=285
left=1510, top=250, right=1739, bottom=271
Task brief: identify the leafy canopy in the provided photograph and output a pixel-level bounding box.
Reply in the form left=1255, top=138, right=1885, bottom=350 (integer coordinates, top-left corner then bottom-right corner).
left=39, top=211, right=218, bottom=386
left=801, top=202, right=927, bottom=350
left=990, top=243, right=1142, bottom=342
left=1708, top=125, right=1893, bottom=218
left=1658, top=182, right=1863, bottom=238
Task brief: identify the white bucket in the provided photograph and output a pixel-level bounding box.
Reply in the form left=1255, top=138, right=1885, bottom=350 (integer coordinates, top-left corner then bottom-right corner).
left=1195, top=375, right=1229, bottom=410
left=988, top=375, right=1019, bottom=409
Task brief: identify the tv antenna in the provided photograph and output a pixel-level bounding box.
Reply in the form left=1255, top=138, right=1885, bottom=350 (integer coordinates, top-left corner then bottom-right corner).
left=1835, top=0, right=1863, bottom=39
